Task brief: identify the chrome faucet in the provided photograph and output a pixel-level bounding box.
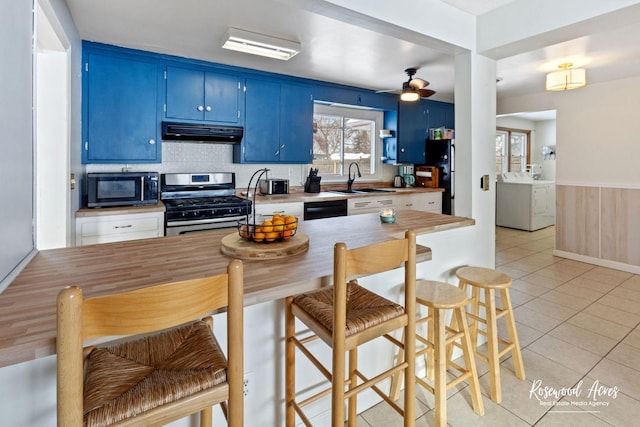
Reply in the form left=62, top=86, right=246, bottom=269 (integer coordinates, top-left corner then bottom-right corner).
left=347, top=162, right=362, bottom=192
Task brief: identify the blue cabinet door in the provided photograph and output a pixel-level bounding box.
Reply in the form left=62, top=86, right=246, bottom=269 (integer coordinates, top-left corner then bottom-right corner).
left=165, top=66, right=240, bottom=123
left=279, top=83, right=313, bottom=163
left=426, top=100, right=455, bottom=130
left=83, top=52, right=160, bottom=163
left=243, top=78, right=280, bottom=162
left=397, top=100, right=427, bottom=164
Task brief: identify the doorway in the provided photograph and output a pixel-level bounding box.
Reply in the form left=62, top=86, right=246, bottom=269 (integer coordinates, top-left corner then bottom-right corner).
left=35, top=1, right=70, bottom=249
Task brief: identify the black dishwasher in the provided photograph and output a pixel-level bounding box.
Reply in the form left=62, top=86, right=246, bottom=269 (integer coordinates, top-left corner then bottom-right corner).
left=303, top=199, right=348, bottom=220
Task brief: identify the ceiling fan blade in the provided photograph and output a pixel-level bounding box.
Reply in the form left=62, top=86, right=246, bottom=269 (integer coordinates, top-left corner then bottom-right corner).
left=375, top=89, right=398, bottom=93
left=419, top=88, right=436, bottom=98
left=409, top=78, right=429, bottom=90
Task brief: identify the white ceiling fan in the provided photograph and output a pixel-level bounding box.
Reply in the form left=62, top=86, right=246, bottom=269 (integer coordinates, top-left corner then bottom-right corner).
left=377, top=67, right=436, bottom=101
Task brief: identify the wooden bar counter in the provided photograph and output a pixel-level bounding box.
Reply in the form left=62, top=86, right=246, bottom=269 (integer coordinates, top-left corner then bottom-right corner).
left=0, top=210, right=474, bottom=368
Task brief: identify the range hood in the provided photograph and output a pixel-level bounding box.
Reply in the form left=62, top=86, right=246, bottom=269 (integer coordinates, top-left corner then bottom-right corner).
left=162, top=122, right=244, bottom=144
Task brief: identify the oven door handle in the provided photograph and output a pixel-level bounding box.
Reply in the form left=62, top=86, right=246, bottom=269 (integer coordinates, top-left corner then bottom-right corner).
left=166, top=216, right=245, bottom=227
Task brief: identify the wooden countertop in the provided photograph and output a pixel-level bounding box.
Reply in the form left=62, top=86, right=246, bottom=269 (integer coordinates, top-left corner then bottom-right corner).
left=0, top=210, right=474, bottom=368
left=75, top=201, right=165, bottom=217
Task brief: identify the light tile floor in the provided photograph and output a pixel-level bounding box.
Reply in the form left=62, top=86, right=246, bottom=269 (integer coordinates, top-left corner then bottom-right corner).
left=359, top=226, right=640, bottom=426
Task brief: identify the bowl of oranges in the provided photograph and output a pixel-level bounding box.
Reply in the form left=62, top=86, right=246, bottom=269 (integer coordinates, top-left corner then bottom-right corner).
left=238, top=213, right=298, bottom=243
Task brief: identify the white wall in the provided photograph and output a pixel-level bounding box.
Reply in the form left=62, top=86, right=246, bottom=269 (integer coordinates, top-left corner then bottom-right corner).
left=498, top=75, right=640, bottom=187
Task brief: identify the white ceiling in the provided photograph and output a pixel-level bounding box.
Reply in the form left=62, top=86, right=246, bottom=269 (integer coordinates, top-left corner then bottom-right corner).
left=63, top=0, right=640, bottom=114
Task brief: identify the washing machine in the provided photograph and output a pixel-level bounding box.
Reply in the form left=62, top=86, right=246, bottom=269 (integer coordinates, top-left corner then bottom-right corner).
left=496, top=172, right=555, bottom=231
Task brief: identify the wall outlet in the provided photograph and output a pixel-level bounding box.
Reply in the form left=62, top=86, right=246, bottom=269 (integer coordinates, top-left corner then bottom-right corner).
left=243, top=371, right=254, bottom=398
left=481, top=174, right=490, bottom=191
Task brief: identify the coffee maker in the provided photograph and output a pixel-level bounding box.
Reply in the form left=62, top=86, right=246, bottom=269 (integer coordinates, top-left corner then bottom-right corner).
left=398, top=164, right=415, bottom=187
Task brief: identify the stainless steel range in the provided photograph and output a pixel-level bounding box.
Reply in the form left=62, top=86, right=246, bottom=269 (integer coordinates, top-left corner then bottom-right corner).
left=161, top=172, right=251, bottom=236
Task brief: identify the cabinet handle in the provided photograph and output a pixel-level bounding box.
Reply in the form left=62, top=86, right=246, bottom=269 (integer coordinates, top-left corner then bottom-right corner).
left=274, top=150, right=280, bottom=156
left=148, top=139, right=156, bottom=145
left=428, top=201, right=435, bottom=204
left=197, top=105, right=204, bottom=112
left=400, top=148, right=405, bottom=152
left=114, top=224, right=133, bottom=229
left=280, top=144, right=285, bottom=149
left=205, top=106, right=212, bottom=112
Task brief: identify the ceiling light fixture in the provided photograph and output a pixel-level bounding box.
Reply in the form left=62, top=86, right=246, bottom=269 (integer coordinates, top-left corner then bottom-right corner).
left=222, top=28, right=301, bottom=61
left=545, top=63, right=586, bottom=91
left=400, top=83, right=420, bottom=102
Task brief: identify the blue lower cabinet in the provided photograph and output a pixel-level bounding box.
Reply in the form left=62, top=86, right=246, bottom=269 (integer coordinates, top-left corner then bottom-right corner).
left=83, top=51, right=161, bottom=163
left=234, top=79, right=313, bottom=163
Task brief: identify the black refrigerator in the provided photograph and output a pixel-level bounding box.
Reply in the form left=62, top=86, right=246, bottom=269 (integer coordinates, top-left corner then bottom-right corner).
left=423, top=139, right=454, bottom=215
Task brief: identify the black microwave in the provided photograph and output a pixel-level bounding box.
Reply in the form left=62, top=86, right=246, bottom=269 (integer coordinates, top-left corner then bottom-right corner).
left=86, top=172, right=159, bottom=208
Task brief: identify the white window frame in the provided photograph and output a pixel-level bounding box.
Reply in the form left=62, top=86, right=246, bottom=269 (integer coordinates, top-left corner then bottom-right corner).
left=311, top=103, right=384, bottom=183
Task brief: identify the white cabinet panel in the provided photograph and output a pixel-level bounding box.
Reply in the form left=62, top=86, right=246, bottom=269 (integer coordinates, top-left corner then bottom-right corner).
left=348, top=197, right=395, bottom=215
left=76, top=211, right=163, bottom=245
left=396, top=192, right=442, bottom=214
left=254, top=202, right=303, bottom=221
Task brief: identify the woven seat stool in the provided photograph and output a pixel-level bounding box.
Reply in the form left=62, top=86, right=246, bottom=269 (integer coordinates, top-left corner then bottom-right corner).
left=56, top=259, right=244, bottom=427
left=285, top=230, right=417, bottom=427
left=390, top=280, right=484, bottom=427
left=453, top=266, right=525, bottom=403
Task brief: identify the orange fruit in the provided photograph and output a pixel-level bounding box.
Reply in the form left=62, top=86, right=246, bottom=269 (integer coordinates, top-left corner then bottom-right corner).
left=253, top=232, right=265, bottom=242
left=239, top=224, right=249, bottom=238
left=265, top=231, right=279, bottom=242
left=284, top=216, right=297, bottom=230
left=272, top=213, right=282, bottom=221
left=282, top=229, right=294, bottom=240
left=261, top=220, right=273, bottom=233
left=272, top=218, right=285, bottom=232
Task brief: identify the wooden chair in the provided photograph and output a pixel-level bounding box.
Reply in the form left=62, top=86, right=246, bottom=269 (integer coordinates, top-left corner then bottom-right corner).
left=56, top=259, right=244, bottom=427
left=285, top=230, right=416, bottom=427
left=390, top=280, right=484, bottom=427
left=453, top=266, right=525, bottom=403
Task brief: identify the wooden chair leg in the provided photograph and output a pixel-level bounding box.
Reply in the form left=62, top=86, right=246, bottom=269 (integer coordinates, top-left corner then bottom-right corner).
left=501, top=289, right=526, bottom=380
left=332, top=342, right=346, bottom=426
left=455, top=307, right=484, bottom=416
left=426, top=306, right=435, bottom=381
left=389, top=328, right=406, bottom=402
left=484, top=288, right=502, bottom=403
left=200, top=406, right=212, bottom=427
left=347, top=349, right=358, bottom=427
left=285, top=296, right=296, bottom=427
left=433, top=308, right=446, bottom=427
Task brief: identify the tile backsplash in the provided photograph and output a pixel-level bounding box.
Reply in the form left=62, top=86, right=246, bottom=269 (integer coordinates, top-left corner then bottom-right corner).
left=86, top=142, right=397, bottom=189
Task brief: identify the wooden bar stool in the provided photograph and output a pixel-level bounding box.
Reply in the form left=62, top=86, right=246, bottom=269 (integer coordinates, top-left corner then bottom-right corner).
left=57, top=259, right=244, bottom=427
left=285, top=230, right=417, bottom=427
left=390, top=280, right=484, bottom=427
left=454, top=266, right=526, bottom=403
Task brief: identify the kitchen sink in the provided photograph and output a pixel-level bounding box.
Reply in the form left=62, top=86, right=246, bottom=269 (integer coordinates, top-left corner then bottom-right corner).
left=330, top=189, right=361, bottom=194
left=330, top=188, right=395, bottom=194
left=357, top=188, right=395, bottom=193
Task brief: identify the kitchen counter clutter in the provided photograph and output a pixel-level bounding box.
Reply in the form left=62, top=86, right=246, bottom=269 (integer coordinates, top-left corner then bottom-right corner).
left=0, top=210, right=473, bottom=368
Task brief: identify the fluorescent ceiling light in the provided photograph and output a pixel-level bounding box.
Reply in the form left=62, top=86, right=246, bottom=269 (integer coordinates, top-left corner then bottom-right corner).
left=545, top=63, right=586, bottom=91
left=222, top=28, right=301, bottom=61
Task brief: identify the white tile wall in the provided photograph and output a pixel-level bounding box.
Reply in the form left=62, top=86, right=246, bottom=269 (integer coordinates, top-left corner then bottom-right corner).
left=86, top=142, right=399, bottom=189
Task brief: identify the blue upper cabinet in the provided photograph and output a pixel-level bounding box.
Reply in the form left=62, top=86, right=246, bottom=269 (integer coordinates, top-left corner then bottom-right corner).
left=425, top=100, right=455, bottom=130
left=82, top=49, right=161, bottom=163
left=165, top=66, right=241, bottom=124
left=279, top=83, right=313, bottom=163
left=234, top=79, right=313, bottom=164
left=396, top=100, right=428, bottom=164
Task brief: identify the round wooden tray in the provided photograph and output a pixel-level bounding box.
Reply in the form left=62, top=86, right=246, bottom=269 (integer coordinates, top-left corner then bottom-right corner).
left=220, top=232, right=309, bottom=260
